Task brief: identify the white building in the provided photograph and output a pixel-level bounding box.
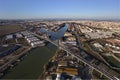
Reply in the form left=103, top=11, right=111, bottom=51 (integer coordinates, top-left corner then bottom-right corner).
left=30, top=41, right=44, bottom=47
left=22, top=31, right=45, bottom=47
left=5, top=34, right=13, bottom=40
left=15, top=33, right=23, bottom=38
left=62, top=41, right=76, bottom=46
left=94, top=43, right=103, bottom=48
left=56, top=74, right=61, bottom=80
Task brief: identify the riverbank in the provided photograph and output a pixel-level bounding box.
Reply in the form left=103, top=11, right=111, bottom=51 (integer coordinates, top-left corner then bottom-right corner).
left=38, top=49, right=58, bottom=79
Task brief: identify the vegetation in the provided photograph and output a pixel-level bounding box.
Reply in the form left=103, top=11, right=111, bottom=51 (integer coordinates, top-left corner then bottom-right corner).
left=0, top=24, right=24, bottom=36
left=103, top=56, right=120, bottom=68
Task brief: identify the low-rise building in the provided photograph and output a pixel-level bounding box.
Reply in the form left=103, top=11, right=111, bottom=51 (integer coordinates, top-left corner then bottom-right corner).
left=58, top=61, right=67, bottom=67
left=22, top=31, right=45, bottom=47
left=30, top=41, right=44, bottom=47
left=93, top=43, right=103, bottom=48
left=5, top=34, right=13, bottom=40
left=15, top=33, right=23, bottom=38
left=56, top=67, right=78, bottom=76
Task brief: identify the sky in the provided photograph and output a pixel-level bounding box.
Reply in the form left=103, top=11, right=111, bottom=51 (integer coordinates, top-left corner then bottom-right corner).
left=0, top=0, right=120, bottom=19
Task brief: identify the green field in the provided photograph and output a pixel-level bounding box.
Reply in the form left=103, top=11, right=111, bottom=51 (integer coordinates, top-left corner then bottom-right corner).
left=2, top=46, right=57, bottom=79
left=0, top=24, right=24, bottom=36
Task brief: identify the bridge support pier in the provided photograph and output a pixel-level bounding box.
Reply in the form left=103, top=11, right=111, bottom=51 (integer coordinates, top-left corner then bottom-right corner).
left=66, top=52, right=69, bottom=56
left=100, top=73, right=103, bottom=78
left=77, top=59, right=80, bottom=63
left=84, top=63, right=87, bottom=66
left=71, top=55, right=74, bottom=59
left=78, top=60, right=82, bottom=64
left=90, top=67, right=93, bottom=74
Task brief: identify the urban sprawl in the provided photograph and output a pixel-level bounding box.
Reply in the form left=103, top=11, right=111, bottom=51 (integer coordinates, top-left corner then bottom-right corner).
left=0, top=20, right=120, bottom=79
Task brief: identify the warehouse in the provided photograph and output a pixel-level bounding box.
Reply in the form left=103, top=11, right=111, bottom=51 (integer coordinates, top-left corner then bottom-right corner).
left=5, top=34, right=13, bottom=40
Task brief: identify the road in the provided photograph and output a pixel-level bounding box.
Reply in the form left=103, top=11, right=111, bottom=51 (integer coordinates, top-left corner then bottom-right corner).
left=32, top=32, right=118, bottom=80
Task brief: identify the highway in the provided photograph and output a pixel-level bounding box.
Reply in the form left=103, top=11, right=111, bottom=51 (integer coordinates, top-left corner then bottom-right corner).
left=32, top=32, right=118, bottom=80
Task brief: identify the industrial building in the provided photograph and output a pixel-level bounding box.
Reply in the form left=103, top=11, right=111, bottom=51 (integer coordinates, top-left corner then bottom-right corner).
left=5, top=33, right=23, bottom=40
left=15, top=33, right=23, bottom=38
left=5, top=34, right=13, bottom=40
left=21, top=31, right=44, bottom=47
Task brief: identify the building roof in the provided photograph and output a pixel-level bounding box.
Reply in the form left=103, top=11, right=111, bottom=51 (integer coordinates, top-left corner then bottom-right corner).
left=58, top=61, right=67, bottom=67
left=56, top=67, right=78, bottom=76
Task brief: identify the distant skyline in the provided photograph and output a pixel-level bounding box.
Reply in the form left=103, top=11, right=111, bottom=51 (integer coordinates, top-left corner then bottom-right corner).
left=0, top=0, right=120, bottom=20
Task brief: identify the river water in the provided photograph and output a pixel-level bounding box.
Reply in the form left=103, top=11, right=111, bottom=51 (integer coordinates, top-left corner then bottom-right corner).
left=2, top=46, right=57, bottom=79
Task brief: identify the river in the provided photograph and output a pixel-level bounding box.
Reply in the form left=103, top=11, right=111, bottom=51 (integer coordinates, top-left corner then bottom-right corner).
left=2, top=46, right=57, bottom=79
left=2, top=23, right=68, bottom=79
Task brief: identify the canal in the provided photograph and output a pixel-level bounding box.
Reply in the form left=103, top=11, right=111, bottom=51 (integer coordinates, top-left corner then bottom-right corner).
left=2, top=46, right=57, bottom=79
